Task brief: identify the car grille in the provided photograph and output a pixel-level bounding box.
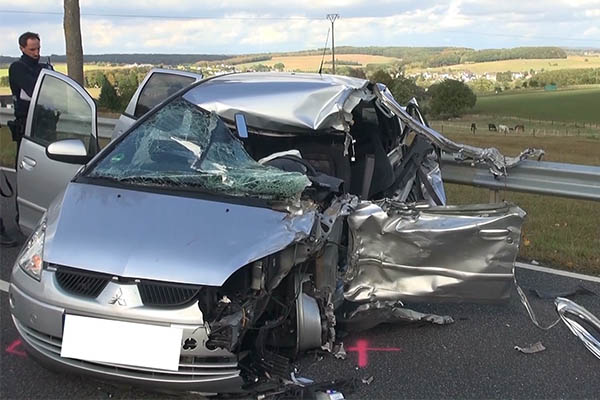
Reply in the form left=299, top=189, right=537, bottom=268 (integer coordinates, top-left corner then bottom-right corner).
left=52, top=266, right=200, bottom=307
left=13, top=317, right=241, bottom=385
left=138, top=282, right=201, bottom=307
left=55, top=267, right=110, bottom=298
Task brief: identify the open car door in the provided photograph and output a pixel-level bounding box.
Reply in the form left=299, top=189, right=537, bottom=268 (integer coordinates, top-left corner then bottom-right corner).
left=111, top=68, right=202, bottom=139
left=17, top=69, right=98, bottom=233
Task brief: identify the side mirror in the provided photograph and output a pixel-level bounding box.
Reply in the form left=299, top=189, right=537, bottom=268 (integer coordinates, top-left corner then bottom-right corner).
left=46, top=139, right=92, bottom=164
left=235, top=113, right=248, bottom=139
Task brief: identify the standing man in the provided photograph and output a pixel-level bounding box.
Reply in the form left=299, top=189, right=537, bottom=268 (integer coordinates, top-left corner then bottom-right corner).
left=8, top=32, right=53, bottom=145
left=1, top=32, right=52, bottom=248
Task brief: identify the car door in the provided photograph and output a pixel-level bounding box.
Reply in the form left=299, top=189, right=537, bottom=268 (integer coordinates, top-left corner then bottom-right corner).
left=111, top=69, right=201, bottom=140
left=17, top=69, right=98, bottom=233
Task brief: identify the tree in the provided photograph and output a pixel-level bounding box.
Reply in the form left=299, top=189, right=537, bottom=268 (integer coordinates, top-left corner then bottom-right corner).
left=368, top=69, right=425, bottom=104
left=427, top=79, right=476, bottom=118
left=273, top=62, right=285, bottom=71
left=63, top=0, right=84, bottom=86
left=98, top=75, right=120, bottom=111
left=117, top=71, right=139, bottom=109
left=468, top=78, right=495, bottom=93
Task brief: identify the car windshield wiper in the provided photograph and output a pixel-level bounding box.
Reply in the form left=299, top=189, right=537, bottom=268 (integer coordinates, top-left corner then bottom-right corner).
left=84, top=174, right=185, bottom=187
left=116, top=176, right=184, bottom=186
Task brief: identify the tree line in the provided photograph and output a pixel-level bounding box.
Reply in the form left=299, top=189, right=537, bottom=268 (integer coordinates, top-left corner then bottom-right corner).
left=425, top=47, right=567, bottom=67
left=0, top=46, right=567, bottom=70
left=529, top=67, right=600, bottom=87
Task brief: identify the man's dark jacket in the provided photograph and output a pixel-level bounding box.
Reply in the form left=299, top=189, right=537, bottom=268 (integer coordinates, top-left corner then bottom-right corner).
left=9, top=54, right=53, bottom=120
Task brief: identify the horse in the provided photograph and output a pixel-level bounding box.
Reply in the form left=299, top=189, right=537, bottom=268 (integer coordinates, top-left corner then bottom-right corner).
left=470, top=123, right=477, bottom=134
left=498, top=124, right=510, bottom=133
left=488, top=123, right=497, bottom=131
left=514, top=124, right=525, bottom=133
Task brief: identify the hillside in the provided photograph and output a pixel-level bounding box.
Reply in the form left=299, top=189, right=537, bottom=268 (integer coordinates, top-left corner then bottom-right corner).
left=408, top=55, right=600, bottom=75
left=1, top=46, right=568, bottom=68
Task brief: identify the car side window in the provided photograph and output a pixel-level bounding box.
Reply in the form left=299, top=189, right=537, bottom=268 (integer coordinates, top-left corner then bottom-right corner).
left=134, top=73, right=196, bottom=119
left=30, top=75, right=93, bottom=148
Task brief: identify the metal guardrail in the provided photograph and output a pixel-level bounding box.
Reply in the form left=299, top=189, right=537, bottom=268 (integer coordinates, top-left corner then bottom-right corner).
left=1, top=107, right=116, bottom=139
left=441, top=154, right=600, bottom=202
left=2, top=107, right=599, bottom=202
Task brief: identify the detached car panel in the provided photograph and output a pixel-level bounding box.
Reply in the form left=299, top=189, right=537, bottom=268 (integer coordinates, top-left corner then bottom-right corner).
left=10, top=70, right=537, bottom=395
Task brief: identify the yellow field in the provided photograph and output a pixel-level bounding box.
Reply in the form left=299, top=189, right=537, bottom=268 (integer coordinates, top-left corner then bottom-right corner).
left=0, top=63, right=128, bottom=79
left=0, top=84, right=100, bottom=98
left=237, top=54, right=400, bottom=71
left=409, top=55, right=600, bottom=74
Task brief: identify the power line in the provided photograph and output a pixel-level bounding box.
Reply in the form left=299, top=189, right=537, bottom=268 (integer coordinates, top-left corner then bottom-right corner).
left=1, top=9, right=598, bottom=43
left=0, top=9, right=325, bottom=20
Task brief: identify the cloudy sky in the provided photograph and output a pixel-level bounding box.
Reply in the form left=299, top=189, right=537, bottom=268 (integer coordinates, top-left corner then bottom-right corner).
left=1, top=0, right=600, bottom=56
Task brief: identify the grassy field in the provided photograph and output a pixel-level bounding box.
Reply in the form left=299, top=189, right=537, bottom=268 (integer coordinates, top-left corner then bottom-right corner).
left=473, top=87, right=600, bottom=123
left=236, top=54, right=400, bottom=71
left=409, top=55, right=600, bottom=74
left=0, top=63, right=126, bottom=78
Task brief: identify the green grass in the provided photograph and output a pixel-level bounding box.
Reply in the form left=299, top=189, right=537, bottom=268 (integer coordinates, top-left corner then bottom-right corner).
left=473, top=87, right=600, bottom=123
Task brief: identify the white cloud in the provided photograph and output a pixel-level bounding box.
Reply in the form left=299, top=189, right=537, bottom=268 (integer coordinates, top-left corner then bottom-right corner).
left=1, top=1, right=600, bottom=55
left=585, top=9, right=600, bottom=16
left=583, top=26, right=600, bottom=37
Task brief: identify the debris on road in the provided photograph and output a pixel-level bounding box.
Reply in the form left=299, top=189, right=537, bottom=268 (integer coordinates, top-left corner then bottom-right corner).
left=555, top=297, right=600, bottom=360
left=315, top=390, right=345, bottom=400
left=338, top=301, right=454, bottom=332
left=529, top=285, right=596, bottom=300
left=361, top=375, right=374, bottom=385
left=514, top=341, right=546, bottom=354
left=333, top=342, right=347, bottom=360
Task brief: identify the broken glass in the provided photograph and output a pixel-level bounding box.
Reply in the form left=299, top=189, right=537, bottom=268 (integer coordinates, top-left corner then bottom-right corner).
left=87, top=98, right=310, bottom=199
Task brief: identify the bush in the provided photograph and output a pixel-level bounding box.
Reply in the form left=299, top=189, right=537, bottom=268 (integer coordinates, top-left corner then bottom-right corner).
left=427, top=79, right=476, bottom=118
left=97, top=75, right=121, bottom=112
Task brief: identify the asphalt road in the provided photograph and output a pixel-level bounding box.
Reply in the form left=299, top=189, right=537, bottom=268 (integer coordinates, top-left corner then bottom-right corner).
left=1, top=170, right=600, bottom=399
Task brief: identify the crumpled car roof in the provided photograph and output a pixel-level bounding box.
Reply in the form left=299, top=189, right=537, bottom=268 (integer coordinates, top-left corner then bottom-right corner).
left=183, top=72, right=372, bottom=133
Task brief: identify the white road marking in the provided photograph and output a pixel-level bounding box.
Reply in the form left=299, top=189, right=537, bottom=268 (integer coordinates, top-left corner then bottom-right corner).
left=0, top=279, right=9, bottom=293
left=516, top=262, right=600, bottom=284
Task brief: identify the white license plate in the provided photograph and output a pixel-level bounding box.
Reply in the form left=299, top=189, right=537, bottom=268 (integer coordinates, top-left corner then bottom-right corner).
left=61, top=315, right=183, bottom=371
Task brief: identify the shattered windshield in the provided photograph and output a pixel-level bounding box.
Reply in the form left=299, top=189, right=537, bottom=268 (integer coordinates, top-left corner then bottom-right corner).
left=86, top=98, right=311, bottom=199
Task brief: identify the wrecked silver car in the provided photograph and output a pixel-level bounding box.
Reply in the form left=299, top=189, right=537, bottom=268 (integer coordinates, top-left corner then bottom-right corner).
left=10, top=72, right=536, bottom=394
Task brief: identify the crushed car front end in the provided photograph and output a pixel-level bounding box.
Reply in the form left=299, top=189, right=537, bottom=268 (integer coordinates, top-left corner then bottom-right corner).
left=10, top=72, right=537, bottom=395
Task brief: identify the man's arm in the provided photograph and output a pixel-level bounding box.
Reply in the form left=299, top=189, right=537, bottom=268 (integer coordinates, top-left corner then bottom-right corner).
left=9, top=62, right=37, bottom=99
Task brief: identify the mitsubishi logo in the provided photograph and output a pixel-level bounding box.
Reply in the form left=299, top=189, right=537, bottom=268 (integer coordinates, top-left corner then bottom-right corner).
left=109, top=288, right=127, bottom=306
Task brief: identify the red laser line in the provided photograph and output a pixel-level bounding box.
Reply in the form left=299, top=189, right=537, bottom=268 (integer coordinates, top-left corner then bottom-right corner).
left=6, top=339, right=27, bottom=358
left=346, top=339, right=402, bottom=367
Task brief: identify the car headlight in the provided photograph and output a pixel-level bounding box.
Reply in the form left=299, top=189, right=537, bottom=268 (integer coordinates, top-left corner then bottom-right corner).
left=17, top=219, right=46, bottom=281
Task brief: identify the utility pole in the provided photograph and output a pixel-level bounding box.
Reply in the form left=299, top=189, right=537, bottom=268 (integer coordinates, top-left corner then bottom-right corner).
left=63, top=0, right=84, bottom=86
left=326, top=14, right=339, bottom=74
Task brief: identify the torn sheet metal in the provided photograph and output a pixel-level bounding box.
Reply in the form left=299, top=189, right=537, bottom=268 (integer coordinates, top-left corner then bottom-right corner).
left=184, top=72, right=373, bottom=134
left=555, top=297, right=600, bottom=360
left=374, top=84, right=544, bottom=176
left=344, top=201, right=525, bottom=303
left=514, top=341, right=546, bottom=354
left=338, top=301, right=454, bottom=332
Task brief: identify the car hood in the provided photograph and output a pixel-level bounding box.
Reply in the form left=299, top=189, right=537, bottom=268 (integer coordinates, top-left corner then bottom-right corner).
left=184, top=72, right=372, bottom=133
left=43, top=182, right=315, bottom=286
